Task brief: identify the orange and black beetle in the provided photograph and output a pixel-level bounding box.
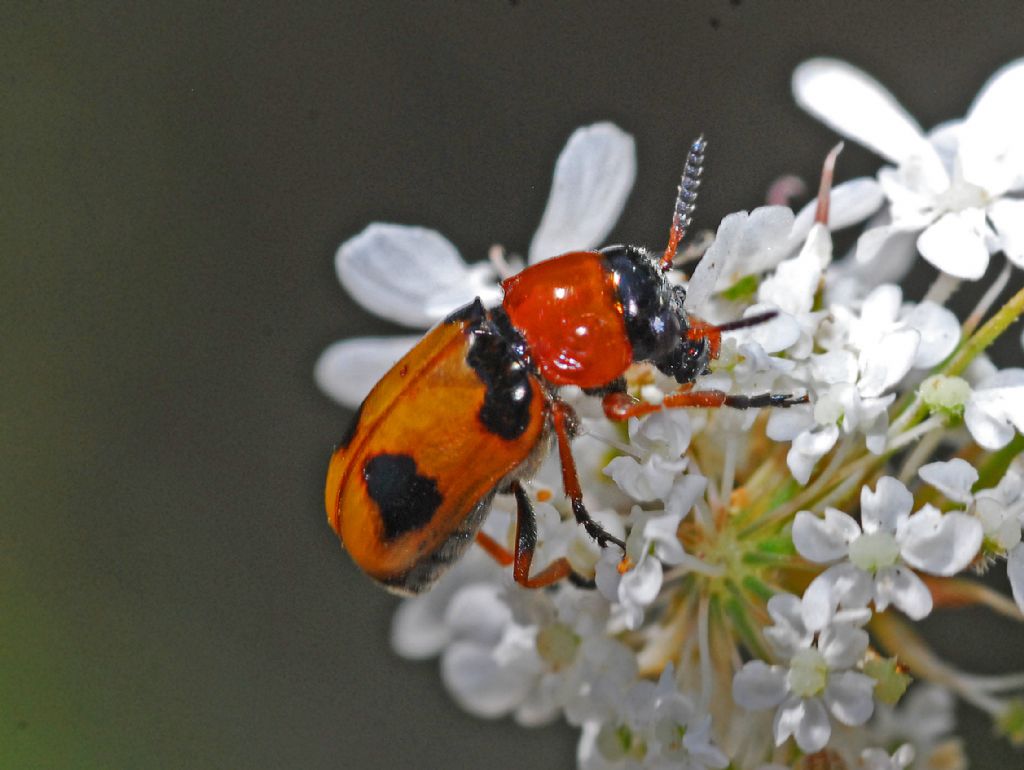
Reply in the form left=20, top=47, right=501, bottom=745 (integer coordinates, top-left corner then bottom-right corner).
left=326, top=138, right=805, bottom=594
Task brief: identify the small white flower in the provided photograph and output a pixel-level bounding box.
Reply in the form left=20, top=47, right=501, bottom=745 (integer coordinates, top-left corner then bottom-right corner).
left=869, top=684, right=959, bottom=770
left=604, top=411, right=695, bottom=505
left=686, top=181, right=883, bottom=315
left=794, top=58, right=1024, bottom=279
left=578, top=666, right=728, bottom=770
left=317, top=122, right=637, bottom=407
left=439, top=582, right=545, bottom=719
left=920, top=458, right=1024, bottom=613
left=793, top=477, right=983, bottom=629
left=732, top=593, right=875, bottom=754
left=687, top=206, right=798, bottom=309
left=595, top=480, right=705, bottom=631
left=765, top=280, right=956, bottom=484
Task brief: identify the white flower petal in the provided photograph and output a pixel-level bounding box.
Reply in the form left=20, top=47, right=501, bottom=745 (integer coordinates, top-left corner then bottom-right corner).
left=682, top=715, right=730, bottom=768
left=854, top=222, right=920, bottom=266
left=861, top=476, right=914, bottom=534
left=861, top=283, right=903, bottom=326
left=444, top=583, right=513, bottom=645
left=857, top=328, right=919, bottom=397
left=965, top=405, right=1017, bottom=449
left=811, top=350, right=858, bottom=385
left=441, top=638, right=536, bottom=718
left=315, top=335, right=421, bottom=408
left=918, top=458, right=978, bottom=504
left=766, top=592, right=804, bottom=625
left=792, top=59, right=929, bottom=164
left=824, top=671, right=876, bottom=726
left=629, top=409, right=692, bottom=457
left=967, top=58, right=1024, bottom=129
left=336, top=223, right=500, bottom=327
left=1008, top=544, right=1024, bottom=613
left=900, top=507, right=982, bottom=575
left=965, top=368, right=1024, bottom=450
left=604, top=454, right=686, bottom=502
left=594, top=548, right=623, bottom=602
left=619, top=553, right=663, bottom=610
left=962, top=59, right=1024, bottom=192
left=733, top=206, right=799, bottom=275
left=787, top=424, right=840, bottom=485
left=662, top=474, right=708, bottom=521
left=877, top=565, right=933, bottom=619
left=528, top=122, right=636, bottom=262
left=988, top=198, right=1024, bottom=268
left=793, top=423, right=841, bottom=459
left=685, top=211, right=745, bottom=312
left=801, top=563, right=873, bottom=631
left=793, top=509, right=861, bottom=563
left=764, top=593, right=811, bottom=658
left=759, top=225, right=831, bottom=315
left=917, top=210, right=991, bottom=280
left=766, top=405, right=815, bottom=441
left=729, top=309, right=801, bottom=354
left=732, top=661, right=789, bottom=710
left=902, top=301, right=961, bottom=368
left=774, top=695, right=831, bottom=753
left=645, top=514, right=689, bottom=566
left=819, top=625, right=870, bottom=670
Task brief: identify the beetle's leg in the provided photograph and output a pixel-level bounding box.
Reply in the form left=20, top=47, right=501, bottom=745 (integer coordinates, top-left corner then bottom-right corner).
left=551, top=400, right=626, bottom=552
left=473, top=481, right=595, bottom=589
left=603, top=387, right=807, bottom=421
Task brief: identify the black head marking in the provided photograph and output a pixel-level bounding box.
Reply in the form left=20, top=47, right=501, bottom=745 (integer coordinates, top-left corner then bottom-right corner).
left=465, top=320, right=533, bottom=441
left=600, top=245, right=682, bottom=363
left=363, top=453, right=443, bottom=540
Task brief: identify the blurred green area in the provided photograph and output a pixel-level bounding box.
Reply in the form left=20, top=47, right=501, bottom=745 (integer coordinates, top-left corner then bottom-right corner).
left=2, top=3, right=1022, bottom=768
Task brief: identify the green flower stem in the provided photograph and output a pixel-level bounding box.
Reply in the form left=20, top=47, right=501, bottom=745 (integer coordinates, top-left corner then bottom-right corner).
left=945, top=284, right=1024, bottom=377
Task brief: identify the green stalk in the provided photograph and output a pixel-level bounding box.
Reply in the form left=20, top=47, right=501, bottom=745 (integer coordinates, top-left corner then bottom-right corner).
left=944, top=284, right=1024, bottom=377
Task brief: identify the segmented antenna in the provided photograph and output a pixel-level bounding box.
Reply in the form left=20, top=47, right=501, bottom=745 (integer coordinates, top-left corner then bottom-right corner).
left=659, top=135, right=706, bottom=271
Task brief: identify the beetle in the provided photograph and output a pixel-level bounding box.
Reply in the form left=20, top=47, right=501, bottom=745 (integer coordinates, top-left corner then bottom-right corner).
left=325, top=137, right=806, bottom=595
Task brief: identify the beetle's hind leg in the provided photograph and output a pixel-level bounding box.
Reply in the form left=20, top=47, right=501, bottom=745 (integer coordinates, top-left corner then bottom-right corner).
left=474, top=480, right=595, bottom=589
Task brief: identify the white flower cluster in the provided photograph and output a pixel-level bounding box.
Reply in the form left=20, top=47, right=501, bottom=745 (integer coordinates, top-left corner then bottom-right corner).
left=318, top=59, right=1024, bottom=768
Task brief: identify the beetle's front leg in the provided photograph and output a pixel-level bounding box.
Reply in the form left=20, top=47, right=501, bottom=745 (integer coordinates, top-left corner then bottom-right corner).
left=550, top=399, right=626, bottom=552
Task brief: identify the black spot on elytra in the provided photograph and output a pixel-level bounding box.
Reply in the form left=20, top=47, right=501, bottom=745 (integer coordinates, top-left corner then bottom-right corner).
left=363, top=453, right=442, bottom=540
left=465, top=328, right=533, bottom=440
left=337, top=401, right=364, bottom=449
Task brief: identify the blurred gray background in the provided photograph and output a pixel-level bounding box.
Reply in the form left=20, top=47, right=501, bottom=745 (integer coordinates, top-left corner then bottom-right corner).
left=3, top=2, right=1024, bottom=768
